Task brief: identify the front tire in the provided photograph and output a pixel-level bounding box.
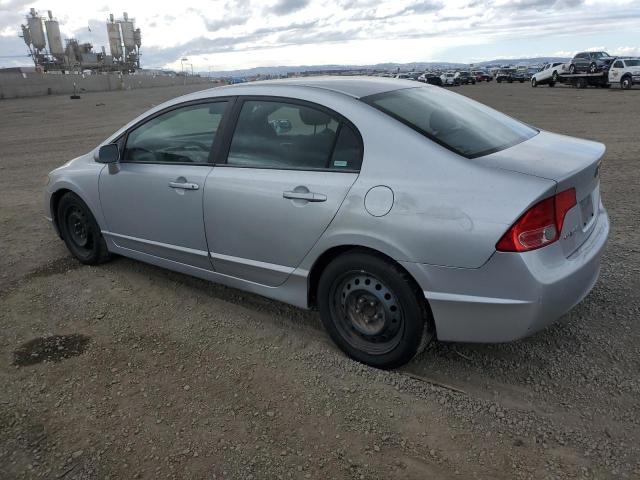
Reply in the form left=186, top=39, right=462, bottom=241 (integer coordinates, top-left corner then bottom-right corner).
left=531, top=78, right=537, bottom=87
left=569, top=64, right=576, bottom=74
left=318, top=251, right=432, bottom=369
left=621, top=76, right=632, bottom=90
left=57, top=192, right=111, bottom=265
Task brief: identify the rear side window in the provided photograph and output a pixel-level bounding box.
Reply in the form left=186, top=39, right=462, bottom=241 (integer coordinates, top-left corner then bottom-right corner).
left=330, top=125, right=362, bottom=170
left=363, top=87, right=537, bottom=158
left=226, top=100, right=361, bottom=171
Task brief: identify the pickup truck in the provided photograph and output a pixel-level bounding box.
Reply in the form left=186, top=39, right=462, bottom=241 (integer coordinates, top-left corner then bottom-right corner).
left=531, top=62, right=567, bottom=87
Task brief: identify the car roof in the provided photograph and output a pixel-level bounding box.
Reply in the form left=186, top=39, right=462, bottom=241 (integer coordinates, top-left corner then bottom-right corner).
left=193, top=76, right=417, bottom=100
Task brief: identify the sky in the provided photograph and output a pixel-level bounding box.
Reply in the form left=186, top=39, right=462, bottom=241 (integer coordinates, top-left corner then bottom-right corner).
left=1, top=0, right=639, bottom=71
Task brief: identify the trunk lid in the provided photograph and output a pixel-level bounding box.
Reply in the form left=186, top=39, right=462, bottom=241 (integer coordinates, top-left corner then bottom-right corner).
left=477, top=131, right=604, bottom=257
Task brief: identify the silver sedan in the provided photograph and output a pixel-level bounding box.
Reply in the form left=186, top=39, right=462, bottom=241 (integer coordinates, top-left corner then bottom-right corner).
left=44, top=77, right=609, bottom=369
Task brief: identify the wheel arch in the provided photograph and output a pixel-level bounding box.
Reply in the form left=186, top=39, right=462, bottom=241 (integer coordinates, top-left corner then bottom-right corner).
left=306, top=245, right=434, bottom=327
left=50, top=185, right=102, bottom=237
left=50, top=188, right=74, bottom=237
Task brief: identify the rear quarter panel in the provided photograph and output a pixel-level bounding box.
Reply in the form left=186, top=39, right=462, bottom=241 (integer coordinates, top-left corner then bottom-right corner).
left=298, top=99, right=557, bottom=270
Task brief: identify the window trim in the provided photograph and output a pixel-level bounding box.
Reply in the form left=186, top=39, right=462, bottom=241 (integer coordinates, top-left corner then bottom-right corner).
left=119, top=97, right=236, bottom=166
left=215, top=95, right=364, bottom=173
left=361, top=87, right=539, bottom=159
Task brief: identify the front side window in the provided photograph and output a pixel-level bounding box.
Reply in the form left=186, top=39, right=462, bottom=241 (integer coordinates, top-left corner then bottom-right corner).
left=363, top=87, right=537, bottom=158
left=123, top=102, right=227, bottom=164
left=614, top=61, right=624, bottom=68
left=227, top=100, right=343, bottom=170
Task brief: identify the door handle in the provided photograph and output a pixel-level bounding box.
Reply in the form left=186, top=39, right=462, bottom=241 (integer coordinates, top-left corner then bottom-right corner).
left=169, top=181, right=199, bottom=190
left=283, top=191, right=327, bottom=202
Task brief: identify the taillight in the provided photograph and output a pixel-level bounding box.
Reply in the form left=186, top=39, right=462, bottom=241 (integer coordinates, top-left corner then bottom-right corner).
left=496, top=188, right=576, bottom=252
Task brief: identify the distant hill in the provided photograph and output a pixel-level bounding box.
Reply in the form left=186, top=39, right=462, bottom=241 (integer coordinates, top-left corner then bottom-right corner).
left=200, top=57, right=570, bottom=77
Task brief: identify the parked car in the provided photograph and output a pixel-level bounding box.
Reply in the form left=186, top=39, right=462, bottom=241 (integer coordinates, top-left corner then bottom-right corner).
left=568, top=51, right=614, bottom=74
left=531, top=62, right=566, bottom=87
left=440, top=72, right=458, bottom=86
left=496, top=70, right=521, bottom=83
left=45, top=77, right=609, bottom=369
left=472, top=70, right=492, bottom=82
left=418, top=72, right=443, bottom=86
left=512, top=71, right=526, bottom=83
left=454, top=71, right=476, bottom=85
left=608, top=58, right=640, bottom=89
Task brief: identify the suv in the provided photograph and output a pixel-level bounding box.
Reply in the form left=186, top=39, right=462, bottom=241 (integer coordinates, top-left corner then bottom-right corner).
left=568, top=51, right=614, bottom=74
left=454, top=71, right=476, bottom=85
left=608, top=58, right=640, bottom=89
left=417, top=72, right=443, bottom=86
left=496, top=69, right=524, bottom=83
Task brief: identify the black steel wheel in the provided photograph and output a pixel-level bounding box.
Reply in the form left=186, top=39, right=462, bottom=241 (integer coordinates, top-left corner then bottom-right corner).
left=318, top=251, right=432, bottom=369
left=57, top=192, right=111, bottom=265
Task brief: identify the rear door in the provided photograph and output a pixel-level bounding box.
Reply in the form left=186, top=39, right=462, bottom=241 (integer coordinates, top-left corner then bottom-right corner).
left=203, top=97, right=363, bottom=286
left=99, top=99, right=230, bottom=269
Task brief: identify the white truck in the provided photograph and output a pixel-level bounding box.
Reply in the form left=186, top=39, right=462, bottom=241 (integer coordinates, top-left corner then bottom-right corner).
left=608, top=58, right=640, bottom=89
left=530, top=62, right=566, bottom=87
left=554, top=57, right=640, bottom=89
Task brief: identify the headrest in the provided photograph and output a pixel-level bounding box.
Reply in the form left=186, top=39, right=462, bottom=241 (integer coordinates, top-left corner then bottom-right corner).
left=299, top=107, right=331, bottom=126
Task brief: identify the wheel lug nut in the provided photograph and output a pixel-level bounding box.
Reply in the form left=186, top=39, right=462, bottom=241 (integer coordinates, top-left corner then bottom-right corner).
left=369, top=301, right=375, bottom=307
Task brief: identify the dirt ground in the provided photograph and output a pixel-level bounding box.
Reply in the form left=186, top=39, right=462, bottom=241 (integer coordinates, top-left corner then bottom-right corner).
left=1, top=81, right=639, bottom=480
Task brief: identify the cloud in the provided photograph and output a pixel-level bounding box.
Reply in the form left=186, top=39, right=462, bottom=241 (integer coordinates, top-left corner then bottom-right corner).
left=501, top=0, right=583, bottom=8
left=1, top=0, right=639, bottom=70
left=203, top=15, right=250, bottom=32
left=268, top=0, right=310, bottom=16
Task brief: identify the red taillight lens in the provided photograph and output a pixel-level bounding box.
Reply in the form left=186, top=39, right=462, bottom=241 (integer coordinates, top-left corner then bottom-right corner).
left=496, top=188, right=576, bottom=252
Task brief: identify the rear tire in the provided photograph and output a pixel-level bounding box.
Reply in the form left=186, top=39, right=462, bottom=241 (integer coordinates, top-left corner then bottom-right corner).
left=317, top=251, right=432, bottom=369
left=57, top=192, right=111, bottom=265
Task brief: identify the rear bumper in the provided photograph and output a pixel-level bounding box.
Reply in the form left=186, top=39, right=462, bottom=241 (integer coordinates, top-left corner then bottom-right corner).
left=401, top=202, right=609, bottom=343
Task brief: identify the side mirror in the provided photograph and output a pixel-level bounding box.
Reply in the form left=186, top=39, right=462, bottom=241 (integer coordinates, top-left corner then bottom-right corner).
left=97, top=144, right=119, bottom=164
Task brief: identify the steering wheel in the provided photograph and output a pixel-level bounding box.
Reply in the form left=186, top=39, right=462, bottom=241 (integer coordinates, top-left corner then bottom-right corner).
left=125, top=147, right=156, bottom=162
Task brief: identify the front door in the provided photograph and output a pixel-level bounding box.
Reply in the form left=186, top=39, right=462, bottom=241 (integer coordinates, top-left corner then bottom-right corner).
left=203, top=98, right=363, bottom=286
left=99, top=100, right=230, bottom=269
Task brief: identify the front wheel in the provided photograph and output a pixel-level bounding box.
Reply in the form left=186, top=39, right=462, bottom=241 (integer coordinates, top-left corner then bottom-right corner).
left=552, top=71, right=559, bottom=82
left=318, top=252, right=432, bottom=369
left=531, top=78, right=537, bottom=87
left=589, top=62, right=597, bottom=74
left=57, top=192, right=111, bottom=265
left=621, top=76, right=632, bottom=90
left=569, top=64, right=576, bottom=74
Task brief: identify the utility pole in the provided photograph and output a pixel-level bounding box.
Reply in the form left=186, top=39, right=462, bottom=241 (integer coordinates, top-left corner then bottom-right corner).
left=181, top=57, right=188, bottom=85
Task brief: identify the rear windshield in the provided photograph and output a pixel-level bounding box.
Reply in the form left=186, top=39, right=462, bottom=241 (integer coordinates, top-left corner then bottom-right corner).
left=362, top=87, right=538, bottom=158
